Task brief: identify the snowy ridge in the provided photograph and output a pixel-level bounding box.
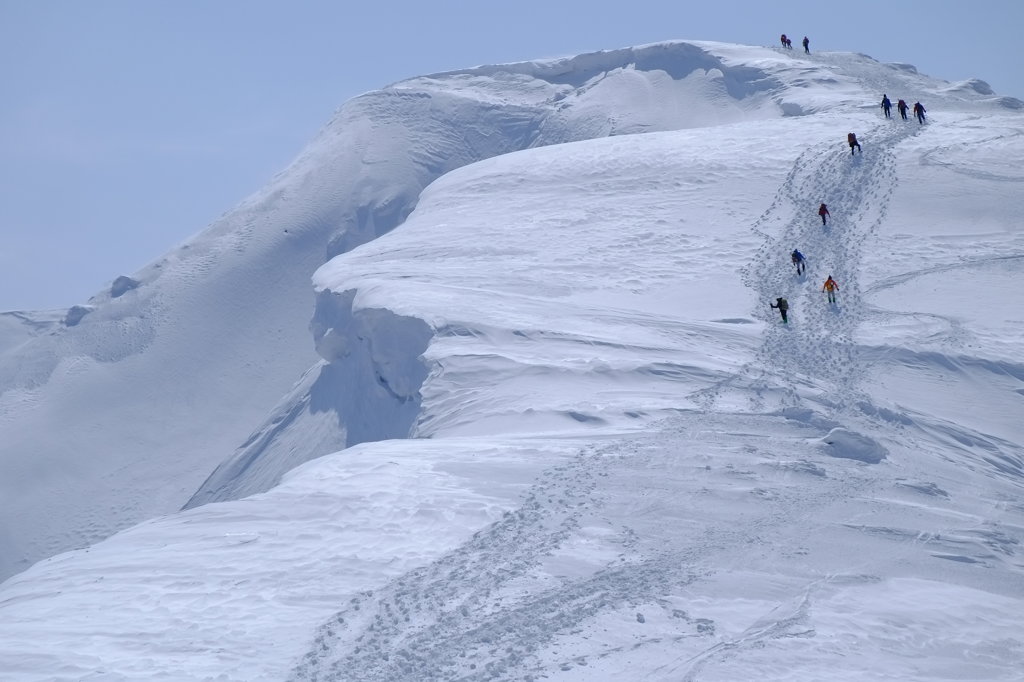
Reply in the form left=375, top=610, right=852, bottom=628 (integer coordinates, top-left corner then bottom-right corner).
left=181, top=40, right=830, bottom=508
left=205, top=40, right=1022, bottom=506
left=1, top=40, right=1023, bottom=680
left=1, top=39, right=813, bottom=577
left=284, top=82, right=1023, bottom=677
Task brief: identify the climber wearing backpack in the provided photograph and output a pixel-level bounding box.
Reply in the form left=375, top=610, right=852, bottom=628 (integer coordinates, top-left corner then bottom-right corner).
left=822, top=275, right=839, bottom=303
left=847, top=132, right=861, bottom=155
left=770, top=297, right=790, bottom=323
left=897, top=99, right=909, bottom=120
left=818, top=203, right=830, bottom=225
left=881, top=94, right=892, bottom=119
left=791, top=249, right=806, bottom=275
left=913, top=101, right=926, bottom=124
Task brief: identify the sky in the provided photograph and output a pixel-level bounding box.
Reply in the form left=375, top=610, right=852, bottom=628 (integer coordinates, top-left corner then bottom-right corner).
left=0, top=39, right=1022, bottom=678
left=1, top=0, right=1022, bottom=312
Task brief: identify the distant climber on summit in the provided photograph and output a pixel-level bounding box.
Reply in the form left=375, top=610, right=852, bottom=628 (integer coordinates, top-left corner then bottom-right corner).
left=802, top=36, right=810, bottom=54
left=818, top=203, right=830, bottom=225
left=913, top=101, right=927, bottom=124
left=847, top=132, right=861, bottom=155
left=881, top=94, right=892, bottom=119
left=791, top=249, right=806, bottom=275
left=822, top=275, right=839, bottom=303
left=770, top=297, right=790, bottom=323
left=897, top=98, right=909, bottom=121
left=780, top=34, right=788, bottom=48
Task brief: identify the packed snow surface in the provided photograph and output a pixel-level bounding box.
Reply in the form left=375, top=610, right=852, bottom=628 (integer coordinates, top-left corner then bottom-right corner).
left=1, top=41, right=1022, bottom=680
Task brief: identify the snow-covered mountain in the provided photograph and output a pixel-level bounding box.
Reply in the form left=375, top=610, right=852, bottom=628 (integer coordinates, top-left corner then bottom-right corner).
left=1, top=40, right=1022, bottom=680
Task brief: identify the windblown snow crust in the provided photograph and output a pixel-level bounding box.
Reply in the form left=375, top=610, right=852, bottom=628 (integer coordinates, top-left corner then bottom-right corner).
left=1, top=40, right=1023, bottom=681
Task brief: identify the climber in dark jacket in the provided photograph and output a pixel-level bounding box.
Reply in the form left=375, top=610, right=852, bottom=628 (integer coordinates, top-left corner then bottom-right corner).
left=791, top=249, right=806, bottom=275
left=913, top=101, right=926, bottom=124
left=847, top=132, right=861, bottom=155
left=770, top=297, right=789, bottom=323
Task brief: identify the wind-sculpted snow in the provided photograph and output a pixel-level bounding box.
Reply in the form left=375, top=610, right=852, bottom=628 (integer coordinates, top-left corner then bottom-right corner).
left=1, top=41, right=1023, bottom=681
left=286, top=413, right=1022, bottom=681
left=819, top=427, right=888, bottom=463
left=1, top=39, right=839, bottom=578
left=0, top=311, right=61, bottom=356
left=286, top=67, right=1021, bottom=676
left=184, top=290, right=433, bottom=507
left=185, top=41, right=842, bottom=508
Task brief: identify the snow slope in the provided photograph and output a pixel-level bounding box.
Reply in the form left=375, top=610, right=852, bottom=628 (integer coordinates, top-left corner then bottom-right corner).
left=1, top=41, right=1022, bottom=680
left=1, top=40, right=818, bottom=579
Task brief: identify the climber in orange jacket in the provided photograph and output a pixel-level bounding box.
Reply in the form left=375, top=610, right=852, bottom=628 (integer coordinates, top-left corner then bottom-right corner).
left=822, top=275, right=839, bottom=303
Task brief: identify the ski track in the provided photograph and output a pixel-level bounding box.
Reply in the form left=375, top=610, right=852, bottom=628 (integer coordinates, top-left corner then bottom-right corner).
left=858, top=255, right=1024, bottom=353
left=287, top=444, right=649, bottom=682
left=671, top=591, right=815, bottom=682
left=287, top=419, right=881, bottom=682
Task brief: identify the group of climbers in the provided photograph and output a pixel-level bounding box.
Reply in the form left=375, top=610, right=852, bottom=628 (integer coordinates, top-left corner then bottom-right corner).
left=771, top=275, right=842, bottom=321
left=776, top=34, right=927, bottom=127
left=882, top=94, right=926, bottom=123
left=849, top=95, right=926, bottom=156
left=770, top=201, right=845, bottom=323
left=779, top=34, right=811, bottom=54
left=766, top=38, right=934, bottom=325
left=772, top=245, right=840, bottom=323
left=771, top=263, right=840, bottom=324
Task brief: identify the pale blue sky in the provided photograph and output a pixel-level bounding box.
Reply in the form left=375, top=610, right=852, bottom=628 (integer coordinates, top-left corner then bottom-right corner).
left=2, top=0, right=1021, bottom=311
